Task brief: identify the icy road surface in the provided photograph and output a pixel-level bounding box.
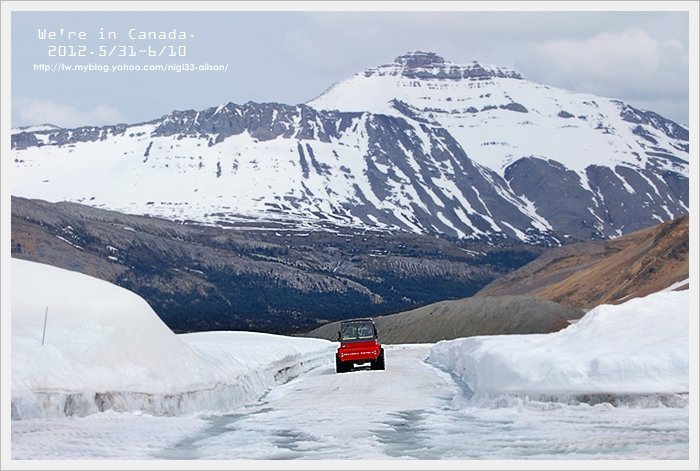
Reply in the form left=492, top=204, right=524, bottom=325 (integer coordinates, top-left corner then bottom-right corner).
left=11, top=345, right=688, bottom=460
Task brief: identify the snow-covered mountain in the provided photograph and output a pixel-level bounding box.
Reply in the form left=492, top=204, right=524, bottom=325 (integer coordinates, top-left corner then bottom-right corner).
left=11, top=51, right=689, bottom=243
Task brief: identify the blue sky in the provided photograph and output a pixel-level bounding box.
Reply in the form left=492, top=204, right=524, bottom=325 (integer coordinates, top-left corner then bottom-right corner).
left=11, top=10, right=691, bottom=128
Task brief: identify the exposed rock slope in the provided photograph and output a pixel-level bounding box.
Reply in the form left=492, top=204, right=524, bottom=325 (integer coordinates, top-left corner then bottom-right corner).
left=476, top=216, right=689, bottom=308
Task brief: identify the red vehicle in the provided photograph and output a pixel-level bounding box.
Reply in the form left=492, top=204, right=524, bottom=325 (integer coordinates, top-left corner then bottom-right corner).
left=335, top=318, right=385, bottom=373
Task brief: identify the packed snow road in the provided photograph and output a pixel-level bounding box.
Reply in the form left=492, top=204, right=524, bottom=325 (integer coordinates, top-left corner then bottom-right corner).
left=12, top=345, right=688, bottom=460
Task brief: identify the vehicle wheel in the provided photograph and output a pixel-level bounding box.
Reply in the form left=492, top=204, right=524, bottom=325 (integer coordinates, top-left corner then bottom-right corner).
left=335, top=355, right=344, bottom=373
left=376, top=349, right=385, bottom=370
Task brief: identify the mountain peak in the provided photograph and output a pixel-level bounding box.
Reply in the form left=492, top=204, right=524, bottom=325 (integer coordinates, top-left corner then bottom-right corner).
left=394, top=51, right=446, bottom=68
left=364, top=51, right=523, bottom=81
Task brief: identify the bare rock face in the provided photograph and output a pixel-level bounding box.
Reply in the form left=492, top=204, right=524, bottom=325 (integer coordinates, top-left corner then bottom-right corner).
left=368, top=51, right=523, bottom=80
left=395, top=51, right=446, bottom=68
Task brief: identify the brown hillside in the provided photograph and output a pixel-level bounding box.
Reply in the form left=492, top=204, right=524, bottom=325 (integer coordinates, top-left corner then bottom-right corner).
left=476, top=216, right=689, bottom=309
left=305, top=295, right=581, bottom=344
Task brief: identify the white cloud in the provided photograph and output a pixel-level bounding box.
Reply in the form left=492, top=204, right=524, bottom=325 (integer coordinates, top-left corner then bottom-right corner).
left=523, top=29, right=688, bottom=101
left=11, top=98, right=126, bottom=128
left=537, top=29, right=659, bottom=76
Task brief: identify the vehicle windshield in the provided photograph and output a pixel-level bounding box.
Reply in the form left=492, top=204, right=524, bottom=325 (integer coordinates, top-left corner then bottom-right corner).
left=340, top=321, right=375, bottom=341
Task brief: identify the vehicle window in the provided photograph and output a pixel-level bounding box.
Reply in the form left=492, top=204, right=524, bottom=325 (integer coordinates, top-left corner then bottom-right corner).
left=341, top=324, right=357, bottom=340
left=358, top=323, right=374, bottom=339
left=341, top=322, right=374, bottom=341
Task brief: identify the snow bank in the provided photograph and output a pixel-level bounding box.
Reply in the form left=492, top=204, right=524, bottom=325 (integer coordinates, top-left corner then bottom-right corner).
left=428, top=291, right=688, bottom=399
left=11, top=259, right=334, bottom=419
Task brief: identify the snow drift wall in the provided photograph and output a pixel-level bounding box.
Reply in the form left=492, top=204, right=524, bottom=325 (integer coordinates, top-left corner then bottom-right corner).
left=11, top=259, right=334, bottom=419
left=428, top=290, right=689, bottom=401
